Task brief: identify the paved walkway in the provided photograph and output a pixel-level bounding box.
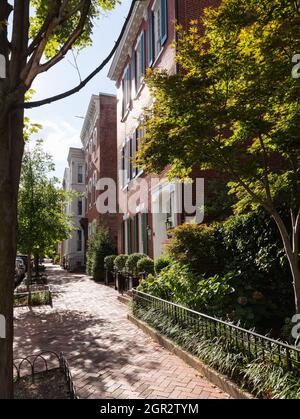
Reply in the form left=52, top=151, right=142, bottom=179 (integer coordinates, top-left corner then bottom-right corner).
left=14, top=266, right=230, bottom=399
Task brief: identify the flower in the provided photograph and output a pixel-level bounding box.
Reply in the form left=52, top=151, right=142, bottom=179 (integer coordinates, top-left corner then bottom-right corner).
left=237, top=296, right=248, bottom=306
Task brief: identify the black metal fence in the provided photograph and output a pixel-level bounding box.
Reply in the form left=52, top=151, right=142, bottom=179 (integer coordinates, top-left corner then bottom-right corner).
left=132, top=289, right=300, bottom=376
left=14, top=351, right=78, bottom=399
left=14, top=284, right=52, bottom=307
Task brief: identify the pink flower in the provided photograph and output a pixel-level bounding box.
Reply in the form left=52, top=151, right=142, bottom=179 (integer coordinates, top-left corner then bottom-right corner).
left=237, top=296, right=248, bottom=306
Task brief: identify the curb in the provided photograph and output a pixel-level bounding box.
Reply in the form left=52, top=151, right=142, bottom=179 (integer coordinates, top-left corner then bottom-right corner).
left=117, top=295, right=131, bottom=305
left=128, top=313, right=254, bottom=400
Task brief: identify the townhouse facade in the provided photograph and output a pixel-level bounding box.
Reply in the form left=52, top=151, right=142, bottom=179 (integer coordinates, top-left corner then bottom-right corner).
left=61, top=148, right=86, bottom=271
left=80, top=93, right=118, bottom=250
left=108, top=0, right=220, bottom=259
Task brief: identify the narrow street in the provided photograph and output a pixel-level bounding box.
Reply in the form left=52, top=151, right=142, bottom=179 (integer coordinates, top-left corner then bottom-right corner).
left=13, top=265, right=230, bottom=399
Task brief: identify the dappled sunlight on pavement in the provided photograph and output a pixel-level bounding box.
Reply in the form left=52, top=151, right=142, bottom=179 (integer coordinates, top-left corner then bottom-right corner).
left=14, top=265, right=230, bottom=399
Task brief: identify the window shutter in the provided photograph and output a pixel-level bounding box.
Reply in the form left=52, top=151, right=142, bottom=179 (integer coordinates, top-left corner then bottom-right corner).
left=127, top=218, right=132, bottom=254
left=160, top=0, right=168, bottom=46
left=132, top=52, right=136, bottom=96
left=142, top=211, right=148, bottom=255
left=133, top=214, right=139, bottom=253
left=125, top=139, right=130, bottom=184
left=141, top=31, right=146, bottom=75
left=132, top=131, right=137, bottom=178
left=120, top=222, right=125, bottom=254
left=148, top=12, right=154, bottom=66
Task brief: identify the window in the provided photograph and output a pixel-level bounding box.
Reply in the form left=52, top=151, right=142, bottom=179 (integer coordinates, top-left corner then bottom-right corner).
left=93, top=127, right=97, bottom=151
left=133, top=214, right=139, bottom=253
left=121, top=138, right=131, bottom=187
left=78, top=165, right=83, bottom=184
left=77, top=230, right=82, bottom=252
left=78, top=197, right=83, bottom=216
left=92, top=171, right=97, bottom=203
left=134, top=31, right=146, bottom=92
left=122, top=64, right=131, bottom=117
left=92, top=219, right=97, bottom=235
left=132, top=127, right=145, bottom=179
left=148, top=12, right=154, bottom=66
left=88, top=178, right=92, bottom=206
left=151, top=0, right=168, bottom=62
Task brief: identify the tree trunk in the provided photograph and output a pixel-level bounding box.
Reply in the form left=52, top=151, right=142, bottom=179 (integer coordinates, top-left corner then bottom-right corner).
left=272, top=211, right=300, bottom=314
left=0, top=105, right=25, bottom=399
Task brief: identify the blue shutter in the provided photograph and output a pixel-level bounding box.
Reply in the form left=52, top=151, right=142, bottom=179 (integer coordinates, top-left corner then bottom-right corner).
left=160, top=0, right=168, bottom=46
left=141, top=31, right=145, bottom=75
left=148, top=12, right=154, bottom=66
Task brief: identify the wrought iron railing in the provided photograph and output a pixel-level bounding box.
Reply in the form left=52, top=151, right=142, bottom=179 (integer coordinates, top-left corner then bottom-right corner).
left=132, top=289, right=300, bottom=376
left=14, top=284, right=52, bottom=307
left=14, top=351, right=78, bottom=399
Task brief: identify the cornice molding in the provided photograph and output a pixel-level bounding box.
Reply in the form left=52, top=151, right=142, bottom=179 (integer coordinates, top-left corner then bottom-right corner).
left=108, top=0, right=148, bottom=82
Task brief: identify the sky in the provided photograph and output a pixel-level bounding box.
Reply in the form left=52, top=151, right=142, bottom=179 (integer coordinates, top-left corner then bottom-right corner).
left=26, top=0, right=131, bottom=181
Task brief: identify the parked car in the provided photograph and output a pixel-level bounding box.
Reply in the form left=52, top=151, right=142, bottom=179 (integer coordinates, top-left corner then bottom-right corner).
left=15, top=258, right=26, bottom=286
left=17, top=255, right=29, bottom=272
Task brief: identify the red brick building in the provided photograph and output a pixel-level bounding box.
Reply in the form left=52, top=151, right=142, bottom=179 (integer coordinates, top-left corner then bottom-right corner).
left=108, top=0, right=220, bottom=258
left=80, top=93, right=118, bottom=251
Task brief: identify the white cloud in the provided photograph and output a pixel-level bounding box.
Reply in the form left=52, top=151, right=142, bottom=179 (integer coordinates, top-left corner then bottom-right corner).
left=30, top=119, right=82, bottom=181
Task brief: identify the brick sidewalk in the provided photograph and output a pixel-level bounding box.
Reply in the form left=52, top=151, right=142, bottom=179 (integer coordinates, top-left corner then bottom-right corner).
left=14, top=266, right=230, bottom=399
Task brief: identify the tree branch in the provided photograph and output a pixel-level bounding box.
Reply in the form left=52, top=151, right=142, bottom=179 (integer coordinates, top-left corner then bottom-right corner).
left=34, top=0, right=91, bottom=78
left=20, top=0, right=141, bottom=109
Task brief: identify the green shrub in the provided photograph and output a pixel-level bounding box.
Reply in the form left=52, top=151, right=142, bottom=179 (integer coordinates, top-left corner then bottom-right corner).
left=138, top=262, right=289, bottom=329
left=114, top=254, right=129, bottom=273
left=220, top=210, right=294, bottom=328
left=104, top=255, right=117, bottom=272
left=137, top=256, right=154, bottom=276
left=164, top=210, right=294, bottom=332
left=125, top=253, right=146, bottom=276
left=86, top=227, right=114, bottom=281
left=154, top=256, right=171, bottom=274
left=53, top=254, right=60, bottom=265
left=166, top=223, right=224, bottom=275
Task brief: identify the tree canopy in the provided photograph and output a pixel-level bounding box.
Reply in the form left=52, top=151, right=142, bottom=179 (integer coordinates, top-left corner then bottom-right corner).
left=18, top=139, right=73, bottom=259
left=139, top=0, right=300, bottom=313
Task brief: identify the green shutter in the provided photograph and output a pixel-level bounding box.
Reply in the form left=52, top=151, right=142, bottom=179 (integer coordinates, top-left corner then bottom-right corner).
left=142, top=212, right=148, bottom=255
left=120, top=222, right=125, bottom=254
left=127, top=218, right=132, bottom=254
left=133, top=214, right=139, bottom=253
left=160, top=0, right=168, bottom=46
left=148, top=12, right=154, bottom=66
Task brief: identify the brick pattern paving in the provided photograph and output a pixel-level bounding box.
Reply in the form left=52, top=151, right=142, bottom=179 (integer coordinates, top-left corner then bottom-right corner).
left=13, top=266, right=230, bottom=399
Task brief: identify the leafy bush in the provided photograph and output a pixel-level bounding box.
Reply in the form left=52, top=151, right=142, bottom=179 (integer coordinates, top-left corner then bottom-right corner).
left=125, top=253, right=146, bottom=276
left=164, top=210, right=294, bottom=331
left=114, top=254, right=129, bottom=273
left=137, top=256, right=155, bottom=276
left=86, top=227, right=114, bottom=281
left=104, top=255, right=117, bottom=272
left=166, top=223, right=224, bottom=275
left=53, top=254, right=60, bottom=265
left=138, top=261, right=291, bottom=330
left=220, top=210, right=294, bottom=328
left=154, top=256, right=171, bottom=275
